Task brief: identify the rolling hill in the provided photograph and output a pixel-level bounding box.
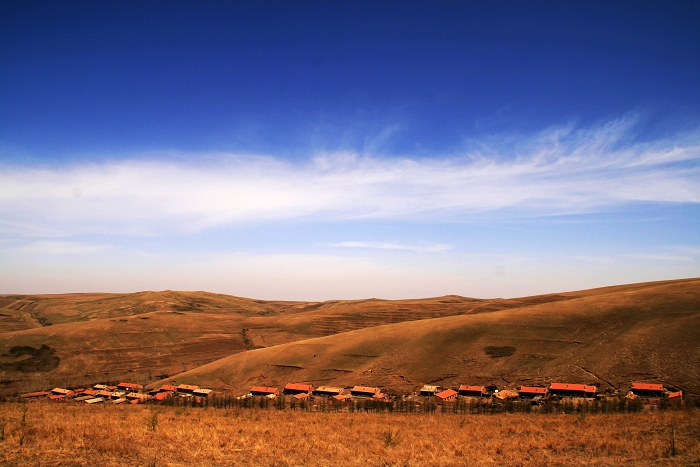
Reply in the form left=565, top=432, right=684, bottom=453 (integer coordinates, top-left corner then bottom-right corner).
left=158, top=278, right=700, bottom=395
left=1, top=278, right=698, bottom=396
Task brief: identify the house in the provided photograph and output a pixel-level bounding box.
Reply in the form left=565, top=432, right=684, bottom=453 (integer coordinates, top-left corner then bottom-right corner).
left=51, top=388, right=75, bottom=397
left=458, top=385, right=488, bottom=397
left=419, top=385, right=440, bottom=397
left=81, top=389, right=98, bottom=397
left=250, top=386, right=280, bottom=397
left=518, top=386, right=548, bottom=398
left=176, top=384, right=199, bottom=394
left=630, top=383, right=665, bottom=398
left=117, top=382, right=143, bottom=392
left=93, top=384, right=108, bottom=390
left=21, top=391, right=49, bottom=399
left=313, top=386, right=345, bottom=397
left=159, top=385, right=178, bottom=393
left=193, top=388, right=212, bottom=397
left=96, top=390, right=113, bottom=398
left=332, top=394, right=353, bottom=403
left=73, top=395, right=93, bottom=402
left=434, top=389, right=458, bottom=404
left=350, top=386, right=381, bottom=398
left=48, top=395, right=66, bottom=401
left=84, top=397, right=104, bottom=404
left=549, top=383, right=597, bottom=398
left=283, top=383, right=314, bottom=395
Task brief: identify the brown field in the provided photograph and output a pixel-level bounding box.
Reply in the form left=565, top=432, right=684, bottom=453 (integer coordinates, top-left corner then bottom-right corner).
left=1, top=278, right=699, bottom=398
left=1, top=402, right=698, bottom=466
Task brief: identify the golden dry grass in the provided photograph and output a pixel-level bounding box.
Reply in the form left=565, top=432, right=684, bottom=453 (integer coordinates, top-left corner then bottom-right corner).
left=1, top=402, right=699, bottom=466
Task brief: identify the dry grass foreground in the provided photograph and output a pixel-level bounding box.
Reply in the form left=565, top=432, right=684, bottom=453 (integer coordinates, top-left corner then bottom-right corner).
left=1, top=403, right=699, bottom=467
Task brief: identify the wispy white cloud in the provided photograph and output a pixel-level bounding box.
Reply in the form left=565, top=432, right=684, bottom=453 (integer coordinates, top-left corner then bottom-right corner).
left=16, top=240, right=112, bottom=255
left=0, top=116, right=698, bottom=237
left=329, top=241, right=451, bottom=253
left=621, top=254, right=694, bottom=262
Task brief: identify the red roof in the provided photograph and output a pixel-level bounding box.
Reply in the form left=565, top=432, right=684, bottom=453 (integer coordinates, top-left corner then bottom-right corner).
left=519, top=386, right=548, bottom=395
left=250, top=386, right=279, bottom=394
left=631, top=383, right=664, bottom=392
left=435, top=389, right=458, bottom=399
left=284, top=383, right=313, bottom=392
left=159, top=385, right=178, bottom=392
left=459, top=385, right=486, bottom=392
left=550, top=383, right=597, bottom=393
left=49, top=395, right=66, bottom=400
left=668, top=391, right=682, bottom=399
left=51, top=388, right=73, bottom=395
left=154, top=392, right=170, bottom=401
left=82, top=389, right=98, bottom=396
left=351, top=386, right=380, bottom=394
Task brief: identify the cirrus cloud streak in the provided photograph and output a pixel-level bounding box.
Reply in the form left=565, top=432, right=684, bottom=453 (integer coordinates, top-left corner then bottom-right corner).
left=1, top=117, right=699, bottom=237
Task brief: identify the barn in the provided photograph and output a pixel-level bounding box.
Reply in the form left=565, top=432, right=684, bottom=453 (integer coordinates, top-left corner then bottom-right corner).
left=518, top=386, right=548, bottom=398
left=458, top=385, right=488, bottom=397
left=549, top=383, right=597, bottom=398
left=283, top=383, right=314, bottom=395
left=630, top=383, right=664, bottom=398
left=434, top=389, right=458, bottom=404
left=419, top=385, right=440, bottom=397
left=314, top=386, right=345, bottom=397
left=350, top=386, right=381, bottom=398
left=250, top=386, right=280, bottom=397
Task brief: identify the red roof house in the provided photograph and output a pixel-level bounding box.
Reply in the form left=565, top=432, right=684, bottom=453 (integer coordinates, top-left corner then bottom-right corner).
left=435, top=389, right=458, bottom=403
left=518, top=386, right=548, bottom=397
left=549, top=383, right=597, bottom=397
left=283, top=383, right=314, bottom=395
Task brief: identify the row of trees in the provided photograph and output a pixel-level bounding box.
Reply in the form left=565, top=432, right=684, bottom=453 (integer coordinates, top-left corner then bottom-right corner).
left=154, top=393, right=696, bottom=414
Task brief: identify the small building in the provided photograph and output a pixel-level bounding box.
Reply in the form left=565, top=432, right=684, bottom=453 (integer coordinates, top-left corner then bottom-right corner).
left=193, top=388, right=212, bottom=397
left=81, top=389, right=98, bottom=397
left=21, top=391, right=49, bottom=399
left=48, top=395, right=66, bottom=401
left=458, top=385, right=488, bottom=397
left=73, top=395, right=93, bottom=402
left=518, top=386, right=548, bottom=398
left=112, top=397, right=128, bottom=404
left=350, top=386, right=381, bottom=398
left=314, top=386, right=345, bottom=397
left=283, top=383, right=314, bottom=395
left=96, top=390, right=113, bottom=398
left=85, top=397, right=104, bottom=404
left=159, top=385, right=178, bottom=392
left=176, top=384, right=199, bottom=394
left=630, top=383, right=665, bottom=398
left=549, top=383, right=597, bottom=398
left=435, top=389, right=458, bottom=404
left=93, top=384, right=108, bottom=390
left=250, top=386, right=280, bottom=397
left=419, top=385, right=440, bottom=397
left=117, top=382, right=143, bottom=392
left=51, top=388, right=75, bottom=397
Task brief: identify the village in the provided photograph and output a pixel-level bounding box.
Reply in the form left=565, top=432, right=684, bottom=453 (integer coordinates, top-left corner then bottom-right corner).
left=18, top=380, right=685, bottom=414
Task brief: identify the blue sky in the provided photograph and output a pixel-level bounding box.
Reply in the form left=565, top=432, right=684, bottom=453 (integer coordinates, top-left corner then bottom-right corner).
left=1, top=1, right=699, bottom=299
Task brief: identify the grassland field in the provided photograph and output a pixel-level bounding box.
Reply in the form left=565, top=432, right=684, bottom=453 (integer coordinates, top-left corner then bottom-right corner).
left=0, top=401, right=698, bottom=467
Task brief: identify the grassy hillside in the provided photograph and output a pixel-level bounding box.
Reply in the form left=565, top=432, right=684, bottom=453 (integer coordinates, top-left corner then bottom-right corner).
left=0, top=291, right=487, bottom=393
left=161, top=278, right=700, bottom=395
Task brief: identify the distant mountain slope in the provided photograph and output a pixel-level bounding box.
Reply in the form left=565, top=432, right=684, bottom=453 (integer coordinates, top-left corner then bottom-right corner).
left=0, top=291, right=487, bottom=393
left=159, top=278, right=700, bottom=395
